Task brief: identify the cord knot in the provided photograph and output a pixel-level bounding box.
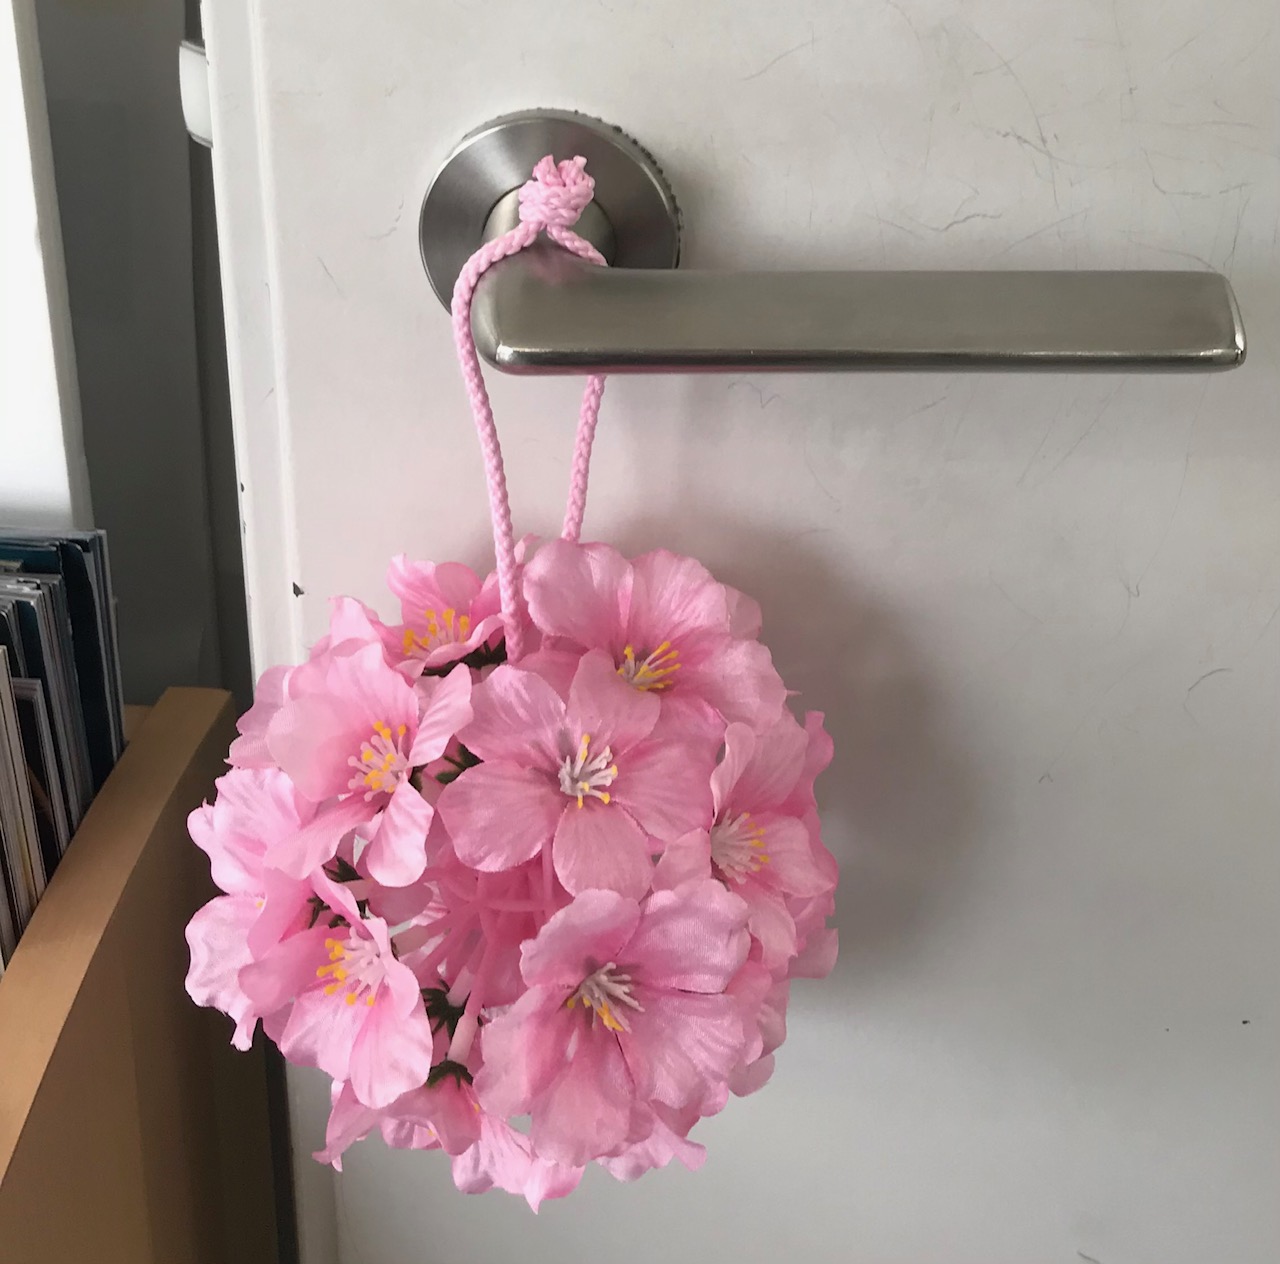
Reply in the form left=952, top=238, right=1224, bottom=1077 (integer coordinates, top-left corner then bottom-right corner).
left=518, top=155, right=595, bottom=230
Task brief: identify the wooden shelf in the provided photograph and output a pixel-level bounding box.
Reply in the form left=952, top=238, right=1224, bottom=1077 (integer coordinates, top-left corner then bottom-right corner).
left=0, top=688, right=280, bottom=1263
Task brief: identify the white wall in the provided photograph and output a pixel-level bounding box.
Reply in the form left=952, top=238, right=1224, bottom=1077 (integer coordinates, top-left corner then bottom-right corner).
left=0, top=0, right=90, bottom=529
left=205, top=2, right=1279, bottom=1262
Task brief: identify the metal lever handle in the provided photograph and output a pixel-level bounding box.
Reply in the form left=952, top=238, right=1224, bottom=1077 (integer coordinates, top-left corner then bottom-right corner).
left=472, top=250, right=1243, bottom=374
left=421, top=111, right=1246, bottom=375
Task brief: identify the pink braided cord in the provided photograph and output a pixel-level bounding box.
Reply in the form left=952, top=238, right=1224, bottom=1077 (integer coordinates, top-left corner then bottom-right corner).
left=450, top=155, right=608, bottom=662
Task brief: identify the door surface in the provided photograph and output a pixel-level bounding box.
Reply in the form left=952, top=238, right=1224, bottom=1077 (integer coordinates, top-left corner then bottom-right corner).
left=202, top=3, right=1278, bottom=1262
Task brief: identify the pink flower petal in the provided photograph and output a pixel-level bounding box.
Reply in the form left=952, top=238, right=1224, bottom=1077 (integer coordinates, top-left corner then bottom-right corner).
left=553, top=801, right=653, bottom=899
left=623, top=990, right=745, bottom=1110
left=437, top=762, right=564, bottom=871
left=738, top=882, right=798, bottom=970
left=784, top=709, right=835, bottom=812
left=314, top=1081, right=383, bottom=1170
left=726, top=958, right=774, bottom=1064
left=450, top=1109, right=582, bottom=1211
left=612, top=738, right=714, bottom=842
left=790, top=923, right=839, bottom=980
left=239, top=924, right=332, bottom=1013
left=475, top=988, right=577, bottom=1117
left=267, top=692, right=367, bottom=802
left=262, top=1006, right=290, bottom=1045
left=599, top=1115, right=706, bottom=1181
left=710, top=723, right=756, bottom=819
left=728, top=1052, right=775, bottom=1098
left=519, top=889, right=640, bottom=988
left=330, top=640, right=420, bottom=733
left=513, top=647, right=578, bottom=701
left=460, top=665, right=565, bottom=766
left=308, top=867, right=364, bottom=927
left=625, top=880, right=749, bottom=992
left=647, top=693, right=728, bottom=747
left=227, top=759, right=314, bottom=820
left=758, top=978, right=790, bottom=1054
left=803, top=819, right=841, bottom=891
left=327, top=595, right=392, bottom=652
left=450, top=1117, right=531, bottom=1197
left=730, top=709, right=810, bottom=812
left=626, top=550, right=729, bottom=647
left=415, top=1079, right=483, bottom=1156
left=379, top=1114, right=438, bottom=1154
left=651, top=830, right=712, bottom=891
left=348, top=993, right=436, bottom=1108
left=270, top=642, right=420, bottom=802
left=792, top=886, right=835, bottom=937
left=277, top=983, right=367, bottom=1081
left=264, top=794, right=373, bottom=879
left=523, top=538, right=630, bottom=650
left=185, top=894, right=259, bottom=1049
left=520, top=1150, right=585, bottom=1212
left=682, top=635, right=787, bottom=730
left=363, top=780, right=434, bottom=886
left=753, top=814, right=834, bottom=897
left=191, top=788, right=292, bottom=901
left=566, top=649, right=659, bottom=755
left=388, top=555, right=483, bottom=616
left=227, top=664, right=290, bottom=768
left=723, top=585, right=763, bottom=638
left=246, top=867, right=313, bottom=959
left=409, top=666, right=472, bottom=765
left=530, top=1032, right=635, bottom=1168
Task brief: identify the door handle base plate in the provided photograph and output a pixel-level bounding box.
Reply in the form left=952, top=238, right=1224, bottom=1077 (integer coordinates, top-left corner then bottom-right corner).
left=419, top=108, right=680, bottom=308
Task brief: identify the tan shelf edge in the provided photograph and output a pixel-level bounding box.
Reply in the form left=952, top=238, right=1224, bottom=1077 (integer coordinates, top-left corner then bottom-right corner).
left=0, top=688, right=280, bottom=1263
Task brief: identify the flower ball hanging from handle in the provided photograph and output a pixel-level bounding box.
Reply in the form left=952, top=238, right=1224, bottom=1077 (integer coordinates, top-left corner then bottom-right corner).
left=183, top=156, right=838, bottom=1208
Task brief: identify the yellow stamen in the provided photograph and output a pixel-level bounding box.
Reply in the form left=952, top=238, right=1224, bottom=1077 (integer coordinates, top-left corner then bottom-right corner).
left=618, top=642, right=681, bottom=691
left=597, top=1003, right=625, bottom=1032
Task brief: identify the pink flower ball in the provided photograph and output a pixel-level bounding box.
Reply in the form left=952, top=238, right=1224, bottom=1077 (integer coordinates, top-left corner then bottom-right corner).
left=185, top=540, right=837, bottom=1207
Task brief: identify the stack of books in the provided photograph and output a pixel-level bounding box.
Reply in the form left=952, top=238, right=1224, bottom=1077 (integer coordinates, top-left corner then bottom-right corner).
left=0, top=528, right=124, bottom=966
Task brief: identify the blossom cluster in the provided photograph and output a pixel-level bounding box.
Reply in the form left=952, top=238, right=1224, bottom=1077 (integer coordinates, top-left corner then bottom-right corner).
left=185, top=538, right=837, bottom=1207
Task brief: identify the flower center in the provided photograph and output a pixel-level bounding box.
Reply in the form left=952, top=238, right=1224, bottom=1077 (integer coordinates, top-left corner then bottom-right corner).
left=566, top=962, right=644, bottom=1032
left=617, top=641, right=680, bottom=692
left=557, top=733, right=618, bottom=808
left=315, top=934, right=385, bottom=1006
left=403, top=606, right=471, bottom=656
left=709, top=812, right=770, bottom=883
left=348, top=720, right=409, bottom=797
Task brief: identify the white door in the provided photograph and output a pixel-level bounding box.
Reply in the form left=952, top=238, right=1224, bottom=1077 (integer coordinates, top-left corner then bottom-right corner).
left=201, top=3, right=1279, bottom=1261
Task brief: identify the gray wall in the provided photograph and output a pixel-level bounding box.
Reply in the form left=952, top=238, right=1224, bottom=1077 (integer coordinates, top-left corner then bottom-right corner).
left=34, top=0, right=248, bottom=705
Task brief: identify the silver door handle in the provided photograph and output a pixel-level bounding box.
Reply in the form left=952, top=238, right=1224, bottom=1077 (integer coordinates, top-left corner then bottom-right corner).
left=421, top=111, right=1246, bottom=375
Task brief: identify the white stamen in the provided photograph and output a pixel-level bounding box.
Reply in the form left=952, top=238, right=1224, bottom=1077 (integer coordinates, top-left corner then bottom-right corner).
left=567, top=962, right=644, bottom=1032
left=709, top=812, right=769, bottom=883
left=557, top=733, right=618, bottom=808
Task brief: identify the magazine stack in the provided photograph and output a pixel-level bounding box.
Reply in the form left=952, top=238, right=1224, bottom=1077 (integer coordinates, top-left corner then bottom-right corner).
left=0, top=528, right=124, bottom=966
